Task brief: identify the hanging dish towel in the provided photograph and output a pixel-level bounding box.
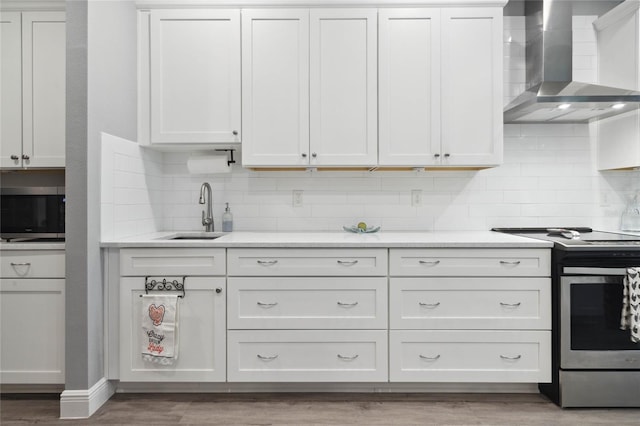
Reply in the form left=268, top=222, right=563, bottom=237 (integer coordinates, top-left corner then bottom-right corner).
left=621, top=267, right=640, bottom=343
left=141, top=294, right=180, bottom=365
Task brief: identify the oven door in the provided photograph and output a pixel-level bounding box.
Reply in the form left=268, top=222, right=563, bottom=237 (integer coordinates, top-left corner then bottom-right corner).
left=561, top=268, right=640, bottom=369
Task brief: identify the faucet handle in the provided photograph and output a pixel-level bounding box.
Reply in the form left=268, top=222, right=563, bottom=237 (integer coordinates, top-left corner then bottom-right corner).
left=202, top=211, right=210, bottom=226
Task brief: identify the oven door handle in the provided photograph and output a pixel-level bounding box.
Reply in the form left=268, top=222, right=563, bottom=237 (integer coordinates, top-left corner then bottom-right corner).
left=563, top=267, right=628, bottom=276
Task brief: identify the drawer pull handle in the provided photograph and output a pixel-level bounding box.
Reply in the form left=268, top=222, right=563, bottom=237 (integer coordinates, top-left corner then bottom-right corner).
left=337, top=354, right=359, bottom=360
left=10, top=262, right=31, bottom=266
left=418, top=260, right=440, bottom=266
left=337, top=260, right=358, bottom=266
left=500, top=354, right=522, bottom=360
left=419, top=302, right=441, bottom=308
left=257, top=354, right=278, bottom=361
left=500, top=302, right=521, bottom=308
left=257, top=260, right=278, bottom=266
left=419, top=354, right=441, bottom=361
left=257, top=301, right=278, bottom=307
left=337, top=301, right=358, bottom=307
left=499, top=260, right=521, bottom=266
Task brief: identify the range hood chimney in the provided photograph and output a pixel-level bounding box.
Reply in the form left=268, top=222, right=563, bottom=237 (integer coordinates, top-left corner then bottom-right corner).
left=503, top=0, right=640, bottom=123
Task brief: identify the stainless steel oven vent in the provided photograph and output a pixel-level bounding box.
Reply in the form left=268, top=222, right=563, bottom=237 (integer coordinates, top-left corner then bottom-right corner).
left=504, top=0, right=640, bottom=123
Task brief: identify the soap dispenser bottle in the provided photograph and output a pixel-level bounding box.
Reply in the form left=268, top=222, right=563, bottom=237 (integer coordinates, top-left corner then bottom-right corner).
left=222, top=202, right=233, bottom=232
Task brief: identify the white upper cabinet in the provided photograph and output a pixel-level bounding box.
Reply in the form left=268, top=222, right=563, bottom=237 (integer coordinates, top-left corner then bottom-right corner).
left=595, top=3, right=640, bottom=170
left=378, top=9, right=441, bottom=166
left=1, top=11, right=65, bottom=169
left=379, top=7, right=503, bottom=167
left=141, top=9, right=241, bottom=145
left=309, top=9, right=377, bottom=166
left=1, top=12, right=22, bottom=168
left=241, top=8, right=377, bottom=167
left=241, top=9, right=309, bottom=166
left=440, top=8, right=502, bottom=167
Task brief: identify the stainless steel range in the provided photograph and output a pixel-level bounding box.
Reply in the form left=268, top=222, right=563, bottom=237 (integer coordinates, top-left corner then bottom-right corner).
left=493, top=227, right=640, bottom=407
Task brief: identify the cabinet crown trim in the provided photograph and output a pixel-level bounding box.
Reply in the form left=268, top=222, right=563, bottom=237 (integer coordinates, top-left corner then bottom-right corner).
left=136, top=0, right=507, bottom=9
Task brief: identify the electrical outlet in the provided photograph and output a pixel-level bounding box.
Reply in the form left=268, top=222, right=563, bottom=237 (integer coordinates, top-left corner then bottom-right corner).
left=293, top=190, right=303, bottom=207
left=411, top=189, right=422, bottom=206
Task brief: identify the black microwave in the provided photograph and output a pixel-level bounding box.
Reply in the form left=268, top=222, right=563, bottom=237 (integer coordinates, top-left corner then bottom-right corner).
left=1, top=187, right=65, bottom=240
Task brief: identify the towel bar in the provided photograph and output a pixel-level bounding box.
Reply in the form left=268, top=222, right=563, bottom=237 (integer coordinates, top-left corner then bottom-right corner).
left=139, top=276, right=186, bottom=298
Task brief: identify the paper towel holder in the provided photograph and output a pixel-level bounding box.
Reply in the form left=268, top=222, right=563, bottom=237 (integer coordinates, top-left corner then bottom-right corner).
left=215, top=149, right=236, bottom=166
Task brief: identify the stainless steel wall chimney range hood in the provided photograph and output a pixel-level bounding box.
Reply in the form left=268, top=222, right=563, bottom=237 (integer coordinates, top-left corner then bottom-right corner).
left=503, top=0, right=640, bottom=123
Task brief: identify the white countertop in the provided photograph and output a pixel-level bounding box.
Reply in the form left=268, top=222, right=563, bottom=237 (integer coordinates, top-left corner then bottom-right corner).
left=101, top=230, right=553, bottom=248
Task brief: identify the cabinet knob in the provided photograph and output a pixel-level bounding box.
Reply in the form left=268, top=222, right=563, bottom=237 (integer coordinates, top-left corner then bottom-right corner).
left=444, top=153, right=450, bottom=158
left=434, top=154, right=440, bottom=158
left=232, top=130, right=238, bottom=136
left=10, top=155, right=19, bottom=160
left=215, top=288, right=222, bottom=294
left=22, top=154, right=30, bottom=160
left=301, top=153, right=307, bottom=158
left=312, top=152, right=317, bottom=158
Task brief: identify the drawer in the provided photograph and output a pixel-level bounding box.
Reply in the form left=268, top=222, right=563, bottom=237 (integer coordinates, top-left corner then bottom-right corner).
left=0, top=250, right=65, bottom=278
left=227, top=330, right=388, bottom=382
left=120, top=248, right=226, bottom=276
left=389, top=248, right=550, bottom=277
left=228, top=277, right=387, bottom=330
left=390, top=277, right=551, bottom=330
left=389, top=330, right=551, bottom=383
left=227, top=248, right=387, bottom=277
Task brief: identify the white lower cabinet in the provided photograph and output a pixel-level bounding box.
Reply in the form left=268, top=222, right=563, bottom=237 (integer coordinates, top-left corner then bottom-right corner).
left=388, top=248, right=552, bottom=384
left=228, top=330, right=387, bottom=382
left=390, top=330, right=551, bottom=383
left=0, top=250, right=64, bottom=384
left=111, top=245, right=552, bottom=386
left=119, top=249, right=226, bottom=382
left=227, top=248, right=388, bottom=382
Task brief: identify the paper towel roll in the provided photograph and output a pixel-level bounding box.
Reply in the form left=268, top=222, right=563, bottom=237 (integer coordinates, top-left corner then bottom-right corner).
left=187, top=155, right=231, bottom=174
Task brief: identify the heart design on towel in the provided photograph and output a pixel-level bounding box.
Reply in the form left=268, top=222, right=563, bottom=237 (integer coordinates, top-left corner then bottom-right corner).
left=149, top=304, right=165, bottom=326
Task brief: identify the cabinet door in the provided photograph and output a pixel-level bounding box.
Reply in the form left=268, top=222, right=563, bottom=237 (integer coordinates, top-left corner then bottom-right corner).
left=596, top=10, right=640, bottom=170
left=440, top=8, right=502, bottom=166
left=22, top=12, right=66, bottom=168
left=379, top=9, right=441, bottom=166
left=310, top=9, right=377, bottom=166
left=119, top=276, right=226, bottom=382
left=1, top=12, right=22, bottom=168
left=149, top=10, right=240, bottom=144
left=241, top=9, right=309, bottom=167
left=0, top=278, right=65, bottom=384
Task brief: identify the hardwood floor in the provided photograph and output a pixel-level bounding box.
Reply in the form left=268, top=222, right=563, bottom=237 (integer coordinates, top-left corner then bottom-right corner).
left=2, top=393, right=640, bottom=425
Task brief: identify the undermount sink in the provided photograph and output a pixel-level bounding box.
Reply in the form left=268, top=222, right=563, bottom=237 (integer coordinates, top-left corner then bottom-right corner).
left=161, top=232, right=226, bottom=241
left=170, top=236, right=221, bottom=240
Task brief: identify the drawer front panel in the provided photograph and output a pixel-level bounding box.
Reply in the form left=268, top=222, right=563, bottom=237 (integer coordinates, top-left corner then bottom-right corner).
left=227, top=248, right=387, bottom=276
left=228, top=277, right=387, bottom=329
left=120, top=248, right=226, bottom=276
left=0, top=250, right=65, bottom=278
left=390, top=277, right=551, bottom=329
left=389, top=248, right=550, bottom=277
left=390, top=330, right=551, bottom=383
left=228, top=330, right=388, bottom=382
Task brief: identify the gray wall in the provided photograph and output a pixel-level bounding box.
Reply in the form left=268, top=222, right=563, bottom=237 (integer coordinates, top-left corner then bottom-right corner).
left=65, top=0, right=136, bottom=390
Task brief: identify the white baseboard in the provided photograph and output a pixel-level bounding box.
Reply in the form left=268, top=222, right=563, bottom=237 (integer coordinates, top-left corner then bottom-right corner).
left=115, top=382, right=539, bottom=394
left=59, top=378, right=115, bottom=419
